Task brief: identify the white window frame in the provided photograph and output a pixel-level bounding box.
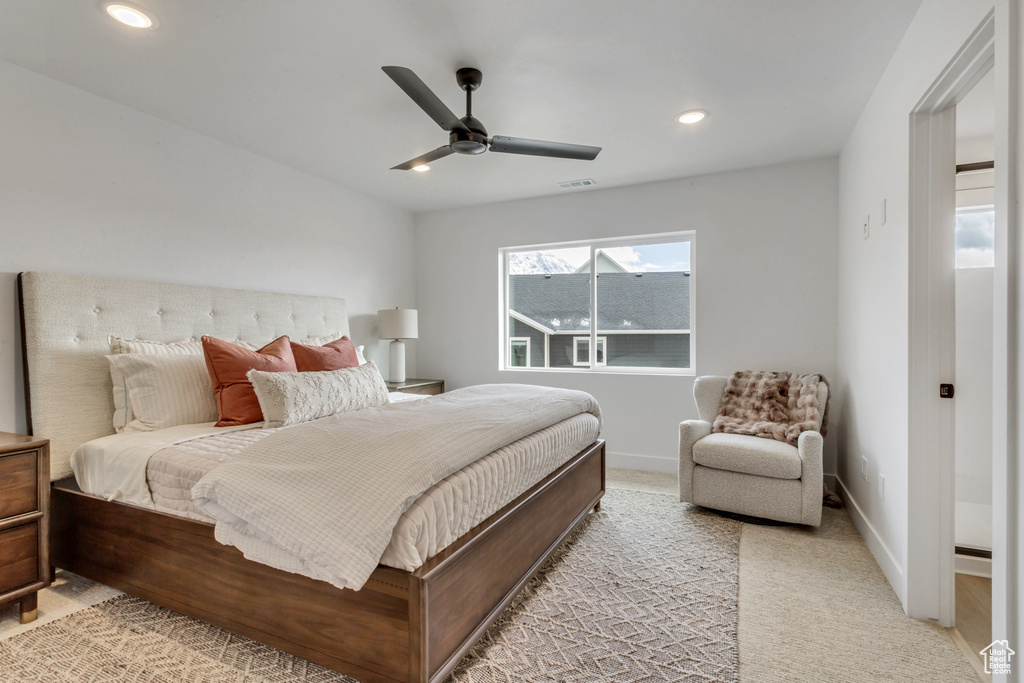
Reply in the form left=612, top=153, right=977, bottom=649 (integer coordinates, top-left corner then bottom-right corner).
left=509, top=337, right=531, bottom=367
left=499, top=231, right=695, bottom=376
left=573, top=336, right=606, bottom=366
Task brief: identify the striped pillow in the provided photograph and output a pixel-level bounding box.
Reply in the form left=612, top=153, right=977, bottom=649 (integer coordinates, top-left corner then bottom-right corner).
left=108, top=337, right=208, bottom=432
left=105, top=354, right=220, bottom=432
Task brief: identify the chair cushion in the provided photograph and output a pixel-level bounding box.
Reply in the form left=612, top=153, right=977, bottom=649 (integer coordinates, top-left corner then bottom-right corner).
left=692, top=433, right=802, bottom=480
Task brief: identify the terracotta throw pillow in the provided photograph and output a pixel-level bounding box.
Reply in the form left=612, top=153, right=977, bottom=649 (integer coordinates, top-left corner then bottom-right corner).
left=202, top=335, right=297, bottom=426
left=291, top=335, right=360, bottom=372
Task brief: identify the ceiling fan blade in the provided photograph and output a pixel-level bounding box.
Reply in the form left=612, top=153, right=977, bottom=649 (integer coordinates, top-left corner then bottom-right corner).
left=391, top=146, right=454, bottom=171
left=382, top=66, right=470, bottom=133
left=489, top=136, right=601, bottom=160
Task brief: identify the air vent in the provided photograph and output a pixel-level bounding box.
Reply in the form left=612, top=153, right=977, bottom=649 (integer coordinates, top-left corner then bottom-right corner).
left=558, top=178, right=597, bottom=189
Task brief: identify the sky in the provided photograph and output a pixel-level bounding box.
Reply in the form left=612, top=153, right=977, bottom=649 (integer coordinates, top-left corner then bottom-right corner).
left=541, top=241, right=690, bottom=272
left=956, top=208, right=995, bottom=268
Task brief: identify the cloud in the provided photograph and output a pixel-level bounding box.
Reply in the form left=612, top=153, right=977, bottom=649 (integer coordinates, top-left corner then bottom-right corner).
left=956, top=211, right=995, bottom=250
left=956, top=247, right=994, bottom=269
left=601, top=247, right=644, bottom=269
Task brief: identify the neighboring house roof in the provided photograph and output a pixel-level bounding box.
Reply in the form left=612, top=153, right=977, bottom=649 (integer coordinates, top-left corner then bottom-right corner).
left=509, top=272, right=689, bottom=332
left=574, top=250, right=629, bottom=274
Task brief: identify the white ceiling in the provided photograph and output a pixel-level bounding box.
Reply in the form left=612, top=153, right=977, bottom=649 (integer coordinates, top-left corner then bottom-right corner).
left=0, top=0, right=923, bottom=212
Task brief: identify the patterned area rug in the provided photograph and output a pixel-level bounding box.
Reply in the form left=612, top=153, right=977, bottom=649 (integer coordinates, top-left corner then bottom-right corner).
left=0, top=488, right=741, bottom=682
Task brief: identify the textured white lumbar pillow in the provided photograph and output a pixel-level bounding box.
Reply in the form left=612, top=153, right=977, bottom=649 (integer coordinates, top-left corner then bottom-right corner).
left=248, top=361, right=389, bottom=429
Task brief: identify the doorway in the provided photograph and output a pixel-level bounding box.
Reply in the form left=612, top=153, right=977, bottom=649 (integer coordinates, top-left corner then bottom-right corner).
left=952, top=67, right=995, bottom=659
left=906, top=11, right=994, bottom=627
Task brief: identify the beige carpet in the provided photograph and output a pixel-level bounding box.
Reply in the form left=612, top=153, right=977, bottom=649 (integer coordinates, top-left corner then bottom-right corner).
left=606, top=469, right=979, bottom=682
left=0, top=570, right=121, bottom=640
left=738, top=507, right=979, bottom=682
left=0, top=469, right=980, bottom=681
left=0, top=487, right=742, bottom=682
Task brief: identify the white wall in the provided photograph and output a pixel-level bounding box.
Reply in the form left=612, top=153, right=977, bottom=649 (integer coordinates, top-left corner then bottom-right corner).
left=955, top=267, right=994, bottom=550
left=836, top=0, right=994, bottom=607
left=0, top=59, right=417, bottom=435
left=415, top=158, right=839, bottom=473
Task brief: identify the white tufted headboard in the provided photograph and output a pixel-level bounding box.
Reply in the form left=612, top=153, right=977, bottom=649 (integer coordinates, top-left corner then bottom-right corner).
left=18, top=272, right=350, bottom=481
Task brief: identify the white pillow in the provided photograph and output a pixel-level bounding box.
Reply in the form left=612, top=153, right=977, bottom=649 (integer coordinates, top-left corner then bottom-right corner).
left=248, top=361, right=389, bottom=429
left=105, top=354, right=220, bottom=432
left=107, top=333, right=348, bottom=431
left=108, top=337, right=208, bottom=432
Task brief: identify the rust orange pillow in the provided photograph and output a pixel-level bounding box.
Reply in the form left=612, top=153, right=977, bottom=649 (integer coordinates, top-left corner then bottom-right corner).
left=291, top=335, right=360, bottom=372
left=202, top=335, right=296, bottom=426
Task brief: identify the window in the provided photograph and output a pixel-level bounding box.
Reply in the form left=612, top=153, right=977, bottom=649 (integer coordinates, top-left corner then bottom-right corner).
left=955, top=166, right=994, bottom=268
left=573, top=337, right=606, bottom=366
left=501, top=232, right=693, bottom=374
left=955, top=207, right=994, bottom=268
left=509, top=338, right=531, bottom=367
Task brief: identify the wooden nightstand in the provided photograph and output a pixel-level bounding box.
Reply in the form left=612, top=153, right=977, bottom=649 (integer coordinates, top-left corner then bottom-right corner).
left=386, top=378, right=445, bottom=396
left=0, top=432, right=50, bottom=624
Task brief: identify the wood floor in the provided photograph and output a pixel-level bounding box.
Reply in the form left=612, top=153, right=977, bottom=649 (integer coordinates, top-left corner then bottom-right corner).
left=955, top=572, right=993, bottom=679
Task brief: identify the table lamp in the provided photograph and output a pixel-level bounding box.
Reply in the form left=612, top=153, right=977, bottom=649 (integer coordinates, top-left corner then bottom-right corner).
left=378, top=308, right=418, bottom=383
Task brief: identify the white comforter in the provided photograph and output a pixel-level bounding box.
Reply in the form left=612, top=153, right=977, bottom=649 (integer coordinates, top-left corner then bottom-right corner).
left=191, top=384, right=601, bottom=591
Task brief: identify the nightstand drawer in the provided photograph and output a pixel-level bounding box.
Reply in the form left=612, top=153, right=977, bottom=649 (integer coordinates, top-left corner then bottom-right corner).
left=0, top=451, right=38, bottom=519
left=0, top=522, right=39, bottom=594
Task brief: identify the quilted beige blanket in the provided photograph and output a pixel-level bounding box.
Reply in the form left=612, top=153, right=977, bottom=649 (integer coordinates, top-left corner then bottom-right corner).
left=712, top=370, right=829, bottom=445
left=192, top=384, right=601, bottom=591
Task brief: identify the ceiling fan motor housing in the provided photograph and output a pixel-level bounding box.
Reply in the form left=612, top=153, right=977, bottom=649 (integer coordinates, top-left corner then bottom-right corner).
left=451, top=115, right=488, bottom=154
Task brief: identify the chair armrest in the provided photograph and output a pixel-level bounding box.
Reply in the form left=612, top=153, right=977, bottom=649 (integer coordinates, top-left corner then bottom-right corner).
left=797, top=430, right=824, bottom=526
left=679, top=420, right=712, bottom=502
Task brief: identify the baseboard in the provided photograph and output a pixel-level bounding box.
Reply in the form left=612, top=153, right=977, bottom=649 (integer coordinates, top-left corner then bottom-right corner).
left=955, top=554, right=992, bottom=578
left=606, top=452, right=677, bottom=474
left=836, top=476, right=906, bottom=608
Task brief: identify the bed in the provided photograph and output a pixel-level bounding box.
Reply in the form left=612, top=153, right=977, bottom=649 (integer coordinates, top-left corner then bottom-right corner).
left=18, top=271, right=605, bottom=683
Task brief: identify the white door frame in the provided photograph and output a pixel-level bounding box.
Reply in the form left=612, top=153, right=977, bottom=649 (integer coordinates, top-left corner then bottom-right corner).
left=991, top=0, right=1020, bottom=661
left=907, top=12, right=994, bottom=626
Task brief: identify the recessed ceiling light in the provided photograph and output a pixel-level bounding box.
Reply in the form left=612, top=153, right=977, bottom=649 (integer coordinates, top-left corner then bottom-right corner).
left=412, top=165, right=430, bottom=172
left=677, top=109, right=707, bottom=125
left=104, top=3, right=156, bottom=29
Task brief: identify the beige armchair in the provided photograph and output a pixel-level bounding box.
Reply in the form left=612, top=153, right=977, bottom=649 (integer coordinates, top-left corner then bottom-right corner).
left=678, top=376, right=826, bottom=526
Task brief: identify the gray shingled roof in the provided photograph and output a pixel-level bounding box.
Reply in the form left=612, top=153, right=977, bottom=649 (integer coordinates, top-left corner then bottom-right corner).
left=509, top=272, right=690, bottom=332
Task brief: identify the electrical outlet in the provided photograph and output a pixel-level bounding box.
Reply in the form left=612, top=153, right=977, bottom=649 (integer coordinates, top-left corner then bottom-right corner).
left=879, top=474, right=885, bottom=500
left=861, top=456, right=868, bottom=481
left=863, top=215, right=870, bottom=240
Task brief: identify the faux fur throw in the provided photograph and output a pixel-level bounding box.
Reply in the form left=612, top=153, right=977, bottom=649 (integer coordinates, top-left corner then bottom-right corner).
left=712, top=371, right=830, bottom=446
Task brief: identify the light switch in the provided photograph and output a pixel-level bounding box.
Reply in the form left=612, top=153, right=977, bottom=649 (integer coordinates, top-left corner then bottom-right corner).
left=863, top=216, right=870, bottom=240
left=880, top=199, right=887, bottom=226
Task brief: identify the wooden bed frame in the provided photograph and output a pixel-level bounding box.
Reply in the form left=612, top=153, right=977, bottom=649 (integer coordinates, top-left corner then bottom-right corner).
left=50, top=441, right=604, bottom=682
left=18, top=272, right=607, bottom=682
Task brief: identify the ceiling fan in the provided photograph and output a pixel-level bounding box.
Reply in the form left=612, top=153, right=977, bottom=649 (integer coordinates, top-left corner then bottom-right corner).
left=382, top=66, right=602, bottom=171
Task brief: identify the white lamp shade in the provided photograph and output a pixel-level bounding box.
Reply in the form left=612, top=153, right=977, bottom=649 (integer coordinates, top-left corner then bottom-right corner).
left=378, top=308, right=418, bottom=339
